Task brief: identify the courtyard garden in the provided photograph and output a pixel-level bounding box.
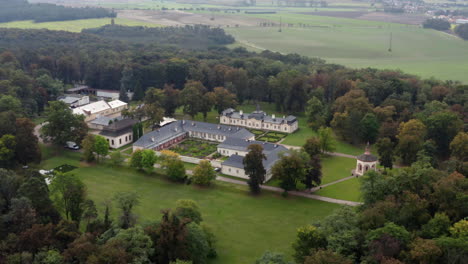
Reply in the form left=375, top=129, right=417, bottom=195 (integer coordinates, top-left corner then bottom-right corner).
left=256, top=131, right=288, bottom=143
left=170, top=139, right=218, bottom=158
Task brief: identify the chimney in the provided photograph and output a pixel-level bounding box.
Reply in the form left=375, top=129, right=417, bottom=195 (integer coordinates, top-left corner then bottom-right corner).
left=182, top=120, right=186, bottom=125
left=218, top=125, right=221, bottom=129
left=192, top=122, right=195, bottom=126
left=283, top=115, right=285, bottom=119
left=240, top=110, right=243, bottom=115
left=151, top=137, right=155, bottom=142
left=272, top=114, right=276, bottom=119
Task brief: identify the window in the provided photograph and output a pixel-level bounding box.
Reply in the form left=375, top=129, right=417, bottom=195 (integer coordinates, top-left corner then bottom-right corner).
left=358, top=164, right=362, bottom=172
left=111, top=140, right=114, bottom=145
left=236, top=170, right=239, bottom=174
left=119, top=139, right=122, bottom=144
left=228, top=168, right=231, bottom=172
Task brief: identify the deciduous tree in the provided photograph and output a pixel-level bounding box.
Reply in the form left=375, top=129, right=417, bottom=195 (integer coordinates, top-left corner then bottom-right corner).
left=272, top=150, right=306, bottom=193
left=191, top=160, right=216, bottom=186
left=94, top=135, right=109, bottom=163
left=50, top=173, right=86, bottom=224
left=114, top=192, right=140, bottom=229
left=376, top=137, right=394, bottom=170
left=243, top=144, right=266, bottom=194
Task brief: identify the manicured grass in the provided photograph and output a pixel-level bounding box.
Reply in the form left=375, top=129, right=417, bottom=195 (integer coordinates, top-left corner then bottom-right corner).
left=321, top=155, right=356, bottom=184
left=183, top=162, right=198, bottom=171
left=227, top=23, right=468, bottom=83
left=170, top=139, right=218, bottom=158
left=0, top=18, right=160, bottom=32
left=41, top=147, right=340, bottom=264
left=314, top=176, right=362, bottom=202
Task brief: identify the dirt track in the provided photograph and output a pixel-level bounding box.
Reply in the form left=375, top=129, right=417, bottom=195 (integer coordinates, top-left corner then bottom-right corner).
left=118, top=9, right=268, bottom=27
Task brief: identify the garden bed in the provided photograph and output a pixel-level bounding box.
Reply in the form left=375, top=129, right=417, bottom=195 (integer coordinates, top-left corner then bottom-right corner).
left=170, top=139, right=218, bottom=158
left=249, top=129, right=265, bottom=136
left=257, top=135, right=282, bottom=143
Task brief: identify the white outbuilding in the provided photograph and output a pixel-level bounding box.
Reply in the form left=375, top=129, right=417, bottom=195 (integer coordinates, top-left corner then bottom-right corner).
left=354, top=144, right=378, bottom=176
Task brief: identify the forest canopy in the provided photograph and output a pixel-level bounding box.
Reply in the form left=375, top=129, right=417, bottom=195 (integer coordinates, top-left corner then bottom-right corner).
left=0, top=0, right=115, bottom=23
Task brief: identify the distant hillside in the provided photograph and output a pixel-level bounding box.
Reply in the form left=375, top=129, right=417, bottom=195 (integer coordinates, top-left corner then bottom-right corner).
left=0, top=0, right=115, bottom=23
left=82, top=24, right=235, bottom=49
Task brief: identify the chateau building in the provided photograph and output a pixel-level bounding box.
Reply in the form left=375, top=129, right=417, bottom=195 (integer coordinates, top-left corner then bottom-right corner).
left=220, top=106, right=298, bottom=133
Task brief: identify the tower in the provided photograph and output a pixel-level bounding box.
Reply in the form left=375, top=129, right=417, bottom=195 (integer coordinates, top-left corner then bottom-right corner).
left=354, top=143, right=378, bottom=176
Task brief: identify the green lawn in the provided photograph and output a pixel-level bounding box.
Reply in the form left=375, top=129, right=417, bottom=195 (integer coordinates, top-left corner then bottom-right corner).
left=321, top=156, right=356, bottom=184
left=226, top=21, right=468, bottom=83
left=315, top=176, right=362, bottom=202
left=0, top=18, right=160, bottom=32
left=41, top=147, right=340, bottom=263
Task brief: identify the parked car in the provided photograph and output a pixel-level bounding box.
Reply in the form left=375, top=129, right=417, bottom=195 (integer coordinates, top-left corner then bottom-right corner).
left=65, top=141, right=80, bottom=150
left=214, top=167, right=221, bottom=172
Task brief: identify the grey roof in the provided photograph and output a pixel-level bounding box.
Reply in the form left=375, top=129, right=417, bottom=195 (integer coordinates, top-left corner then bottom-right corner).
left=133, top=120, right=254, bottom=149
left=90, top=116, right=124, bottom=126
left=357, top=153, right=378, bottom=162
left=221, top=141, right=288, bottom=171
left=99, top=127, right=133, bottom=137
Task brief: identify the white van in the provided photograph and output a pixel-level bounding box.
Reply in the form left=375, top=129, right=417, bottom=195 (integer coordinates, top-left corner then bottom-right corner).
left=65, top=141, right=80, bottom=150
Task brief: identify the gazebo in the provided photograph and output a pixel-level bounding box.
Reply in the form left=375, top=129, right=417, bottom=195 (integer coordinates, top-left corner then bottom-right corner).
left=354, top=143, right=378, bottom=176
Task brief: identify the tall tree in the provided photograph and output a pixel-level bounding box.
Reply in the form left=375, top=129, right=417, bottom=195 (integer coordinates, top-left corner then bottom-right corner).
left=376, top=137, right=394, bottom=170
left=180, top=81, right=205, bottom=119
left=210, top=87, right=237, bottom=114
left=50, top=172, right=86, bottom=224
left=162, top=84, right=180, bottom=117
left=191, top=160, right=216, bottom=186
left=317, top=127, right=336, bottom=153
left=82, top=134, right=96, bottom=162
left=360, top=113, right=380, bottom=143
left=0, top=134, right=16, bottom=168
left=303, top=154, right=322, bottom=190
left=14, top=118, right=41, bottom=165
left=42, top=101, right=87, bottom=145
left=143, top=87, right=165, bottom=128
left=425, top=111, right=463, bottom=158
left=243, top=144, right=266, bottom=195
left=303, top=137, right=321, bottom=157
left=272, top=150, right=306, bottom=193
left=450, top=132, right=468, bottom=161
left=306, top=96, right=326, bottom=130
left=396, top=119, right=427, bottom=165
left=94, top=135, right=109, bottom=163
left=114, top=192, right=140, bottom=229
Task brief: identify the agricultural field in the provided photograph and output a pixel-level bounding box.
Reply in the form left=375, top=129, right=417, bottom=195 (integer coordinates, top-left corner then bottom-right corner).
left=226, top=16, right=468, bottom=83
left=0, top=18, right=159, bottom=32
left=40, top=146, right=340, bottom=264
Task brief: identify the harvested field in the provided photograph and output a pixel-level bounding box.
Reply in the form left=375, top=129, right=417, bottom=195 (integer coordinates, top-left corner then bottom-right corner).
left=118, top=9, right=268, bottom=26
left=297, top=11, right=427, bottom=25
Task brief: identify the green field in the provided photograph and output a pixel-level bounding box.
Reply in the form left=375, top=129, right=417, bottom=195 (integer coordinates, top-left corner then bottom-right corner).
left=321, top=156, right=356, bottom=184
left=227, top=21, right=468, bottom=83
left=41, top=147, right=340, bottom=263
left=315, top=176, right=362, bottom=202
left=0, top=18, right=159, bottom=32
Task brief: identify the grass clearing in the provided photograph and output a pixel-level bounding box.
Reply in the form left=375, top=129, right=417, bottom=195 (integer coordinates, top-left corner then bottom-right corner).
left=41, top=146, right=340, bottom=264
left=0, top=18, right=160, bottom=32
left=315, top=176, right=362, bottom=202
left=321, top=155, right=355, bottom=184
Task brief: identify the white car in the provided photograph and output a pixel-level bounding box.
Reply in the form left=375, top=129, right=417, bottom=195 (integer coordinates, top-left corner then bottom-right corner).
left=65, top=141, right=80, bottom=150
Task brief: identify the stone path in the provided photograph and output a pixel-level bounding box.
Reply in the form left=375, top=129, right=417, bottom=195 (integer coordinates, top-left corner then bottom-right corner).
left=215, top=175, right=362, bottom=206
left=281, top=144, right=357, bottom=159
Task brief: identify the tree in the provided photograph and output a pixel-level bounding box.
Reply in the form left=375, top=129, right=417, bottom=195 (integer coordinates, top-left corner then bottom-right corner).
left=114, top=192, right=140, bottom=229
left=82, top=134, right=96, bottom=162
left=306, top=96, right=326, bottom=129
left=303, top=137, right=321, bottom=157
left=292, top=225, right=326, bottom=263
left=421, top=213, right=451, bottom=239
left=409, top=238, right=442, bottom=264
left=450, top=132, right=468, bottom=161
left=0, top=95, right=21, bottom=113
left=14, top=118, right=41, bottom=165
left=304, top=249, right=353, bottom=264
left=119, top=65, right=133, bottom=103
left=94, top=135, right=109, bottom=162
left=317, top=126, right=336, bottom=153
left=106, top=226, right=154, bottom=264
left=211, top=87, right=237, bottom=114
left=376, top=137, right=394, bottom=169
left=130, top=149, right=144, bottom=170
left=42, top=101, right=88, bottom=145
left=163, top=84, right=180, bottom=117
left=366, top=222, right=411, bottom=261
left=162, top=155, right=186, bottom=182
left=82, top=199, right=98, bottom=229
left=272, top=150, right=306, bottom=193
left=425, top=111, right=463, bottom=157
left=153, top=210, right=190, bottom=264
left=449, top=219, right=468, bottom=239
left=109, top=151, right=125, bottom=167
left=255, top=251, right=293, bottom=264
left=455, top=23, right=468, bottom=40
left=0, top=134, right=16, bottom=168
left=174, top=199, right=202, bottom=224
left=243, top=144, right=266, bottom=194
left=396, top=119, right=427, bottom=165
left=3, top=197, right=37, bottom=234
left=180, top=81, right=206, bottom=119
left=423, top=18, right=450, bottom=30
left=360, top=113, right=380, bottom=143
left=191, top=160, right=216, bottom=186
left=50, top=172, right=86, bottom=224
left=303, top=154, right=322, bottom=189
left=142, top=87, right=165, bottom=128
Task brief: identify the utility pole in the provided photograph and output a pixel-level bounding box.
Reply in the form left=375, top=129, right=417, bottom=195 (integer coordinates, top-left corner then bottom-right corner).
left=388, top=32, right=392, bottom=52
left=279, top=16, right=282, bottom=32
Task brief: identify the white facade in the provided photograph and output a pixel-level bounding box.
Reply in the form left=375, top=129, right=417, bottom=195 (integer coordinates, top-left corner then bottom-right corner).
left=217, top=147, right=247, bottom=157
left=221, top=165, right=248, bottom=179
left=73, top=100, right=127, bottom=122
left=355, top=160, right=377, bottom=176
left=220, top=113, right=299, bottom=133
left=90, top=130, right=133, bottom=149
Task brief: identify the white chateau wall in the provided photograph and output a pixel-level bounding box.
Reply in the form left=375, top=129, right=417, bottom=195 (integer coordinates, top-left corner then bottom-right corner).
left=220, top=115, right=298, bottom=133
left=217, top=147, right=248, bottom=157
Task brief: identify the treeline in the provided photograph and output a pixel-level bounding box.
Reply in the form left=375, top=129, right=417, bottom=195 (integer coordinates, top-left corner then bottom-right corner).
left=423, top=18, right=450, bottom=31
left=0, top=168, right=216, bottom=263
left=0, top=0, right=115, bottom=23
left=82, top=24, right=235, bottom=48
left=260, top=160, right=468, bottom=264
left=455, top=24, right=468, bottom=40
